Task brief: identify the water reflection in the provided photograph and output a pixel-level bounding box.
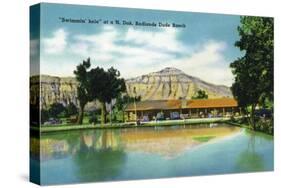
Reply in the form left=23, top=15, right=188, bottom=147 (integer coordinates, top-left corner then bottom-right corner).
left=75, top=131, right=126, bottom=181
left=30, top=124, right=273, bottom=185
left=34, top=124, right=241, bottom=160
left=121, top=126, right=241, bottom=158
left=36, top=130, right=125, bottom=161
left=236, top=132, right=265, bottom=171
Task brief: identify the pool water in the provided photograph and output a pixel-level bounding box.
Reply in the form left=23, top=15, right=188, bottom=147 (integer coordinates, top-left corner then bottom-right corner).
left=31, top=124, right=274, bottom=185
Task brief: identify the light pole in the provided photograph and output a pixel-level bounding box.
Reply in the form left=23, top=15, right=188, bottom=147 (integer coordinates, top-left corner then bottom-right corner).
left=110, top=100, right=112, bottom=127
left=133, top=87, right=137, bottom=126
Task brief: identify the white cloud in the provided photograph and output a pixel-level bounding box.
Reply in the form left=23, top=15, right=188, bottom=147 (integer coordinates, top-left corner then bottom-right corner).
left=41, top=26, right=234, bottom=86
left=72, top=26, right=183, bottom=64
left=169, top=41, right=233, bottom=86
left=124, top=27, right=189, bottom=53
left=110, top=40, right=233, bottom=86
left=42, top=29, right=67, bottom=54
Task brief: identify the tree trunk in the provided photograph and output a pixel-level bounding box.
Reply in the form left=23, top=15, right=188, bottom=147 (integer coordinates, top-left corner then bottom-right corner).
left=77, top=104, right=85, bottom=125
left=101, top=102, right=107, bottom=125
left=122, top=110, right=125, bottom=122
left=250, top=104, right=256, bottom=130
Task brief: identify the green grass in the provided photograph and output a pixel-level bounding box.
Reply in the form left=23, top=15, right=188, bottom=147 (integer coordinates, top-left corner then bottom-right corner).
left=36, top=123, right=136, bottom=133
left=192, top=136, right=215, bottom=142
left=33, top=117, right=232, bottom=133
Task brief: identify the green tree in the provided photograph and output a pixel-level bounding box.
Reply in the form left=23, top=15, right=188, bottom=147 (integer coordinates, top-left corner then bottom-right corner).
left=115, top=94, right=141, bottom=122
left=65, top=102, right=78, bottom=117
left=192, top=89, right=208, bottom=99
left=88, top=110, right=99, bottom=124
left=74, top=58, right=126, bottom=125
left=74, top=58, right=91, bottom=124
left=230, top=16, right=273, bottom=129
left=88, top=67, right=126, bottom=125
left=48, top=103, right=65, bottom=118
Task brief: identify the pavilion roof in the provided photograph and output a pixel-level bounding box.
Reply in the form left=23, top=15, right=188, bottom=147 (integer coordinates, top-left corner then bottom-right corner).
left=125, top=98, right=238, bottom=111
left=186, top=98, right=238, bottom=109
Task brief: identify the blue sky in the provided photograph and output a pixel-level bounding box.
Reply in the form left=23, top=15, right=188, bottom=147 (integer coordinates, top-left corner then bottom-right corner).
left=36, top=3, right=243, bottom=86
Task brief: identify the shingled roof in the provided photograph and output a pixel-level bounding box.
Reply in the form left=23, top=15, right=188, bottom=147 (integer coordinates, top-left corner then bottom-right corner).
left=186, top=98, right=238, bottom=109
left=125, top=100, right=181, bottom=111
left=125, top=98, right=237, bottom=111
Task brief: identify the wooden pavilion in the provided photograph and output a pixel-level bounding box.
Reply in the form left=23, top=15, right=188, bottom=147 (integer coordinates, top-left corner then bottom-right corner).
left=124, top=98, right=239, bottom=122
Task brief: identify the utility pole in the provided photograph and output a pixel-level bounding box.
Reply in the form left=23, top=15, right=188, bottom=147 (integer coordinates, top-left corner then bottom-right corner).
left=133, top=87, right=137, bottom=126
left=110, top=100, right=112, bottom=126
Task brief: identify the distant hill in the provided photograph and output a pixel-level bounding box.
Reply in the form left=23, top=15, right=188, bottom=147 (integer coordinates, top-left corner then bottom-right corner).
left=30, top=75, right=79, bottom=109
left=32, top=67, right=232, bottom=109
left=126, top=67, right=232, bottom=100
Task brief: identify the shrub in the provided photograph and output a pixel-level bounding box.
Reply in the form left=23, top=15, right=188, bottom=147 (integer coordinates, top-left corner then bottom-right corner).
left=65, top=102, right=78, bottom=117
left=89, top=111, right=99, bottom=124
left=255, top=118, right=273, bottom=135
left=48, top=103, right=66, bottom=118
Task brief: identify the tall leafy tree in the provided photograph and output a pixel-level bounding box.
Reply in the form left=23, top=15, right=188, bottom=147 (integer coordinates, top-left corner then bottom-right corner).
left=88, top=67, right=126, bottom=124
left=74, top=58, right=91, bottom=124
left=115, top=94, right=141, bottom=122
left=230, top=16, right=273, bottom=129
left=87, top=67, right=108, bottom=124
left=74, top=58, right=126, bottom=125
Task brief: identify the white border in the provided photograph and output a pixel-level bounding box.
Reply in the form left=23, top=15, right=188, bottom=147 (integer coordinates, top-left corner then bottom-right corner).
left=0, top=0, right=280, bottom=187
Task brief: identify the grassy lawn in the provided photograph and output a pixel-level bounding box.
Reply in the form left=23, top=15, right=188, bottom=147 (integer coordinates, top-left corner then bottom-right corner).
left=32, top=117, right=232, bottom=133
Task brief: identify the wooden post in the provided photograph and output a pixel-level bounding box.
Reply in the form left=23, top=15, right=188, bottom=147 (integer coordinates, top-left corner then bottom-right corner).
left=223, top=108, right=225, bottom=117
left=240, top=107, right=242, bottom=116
